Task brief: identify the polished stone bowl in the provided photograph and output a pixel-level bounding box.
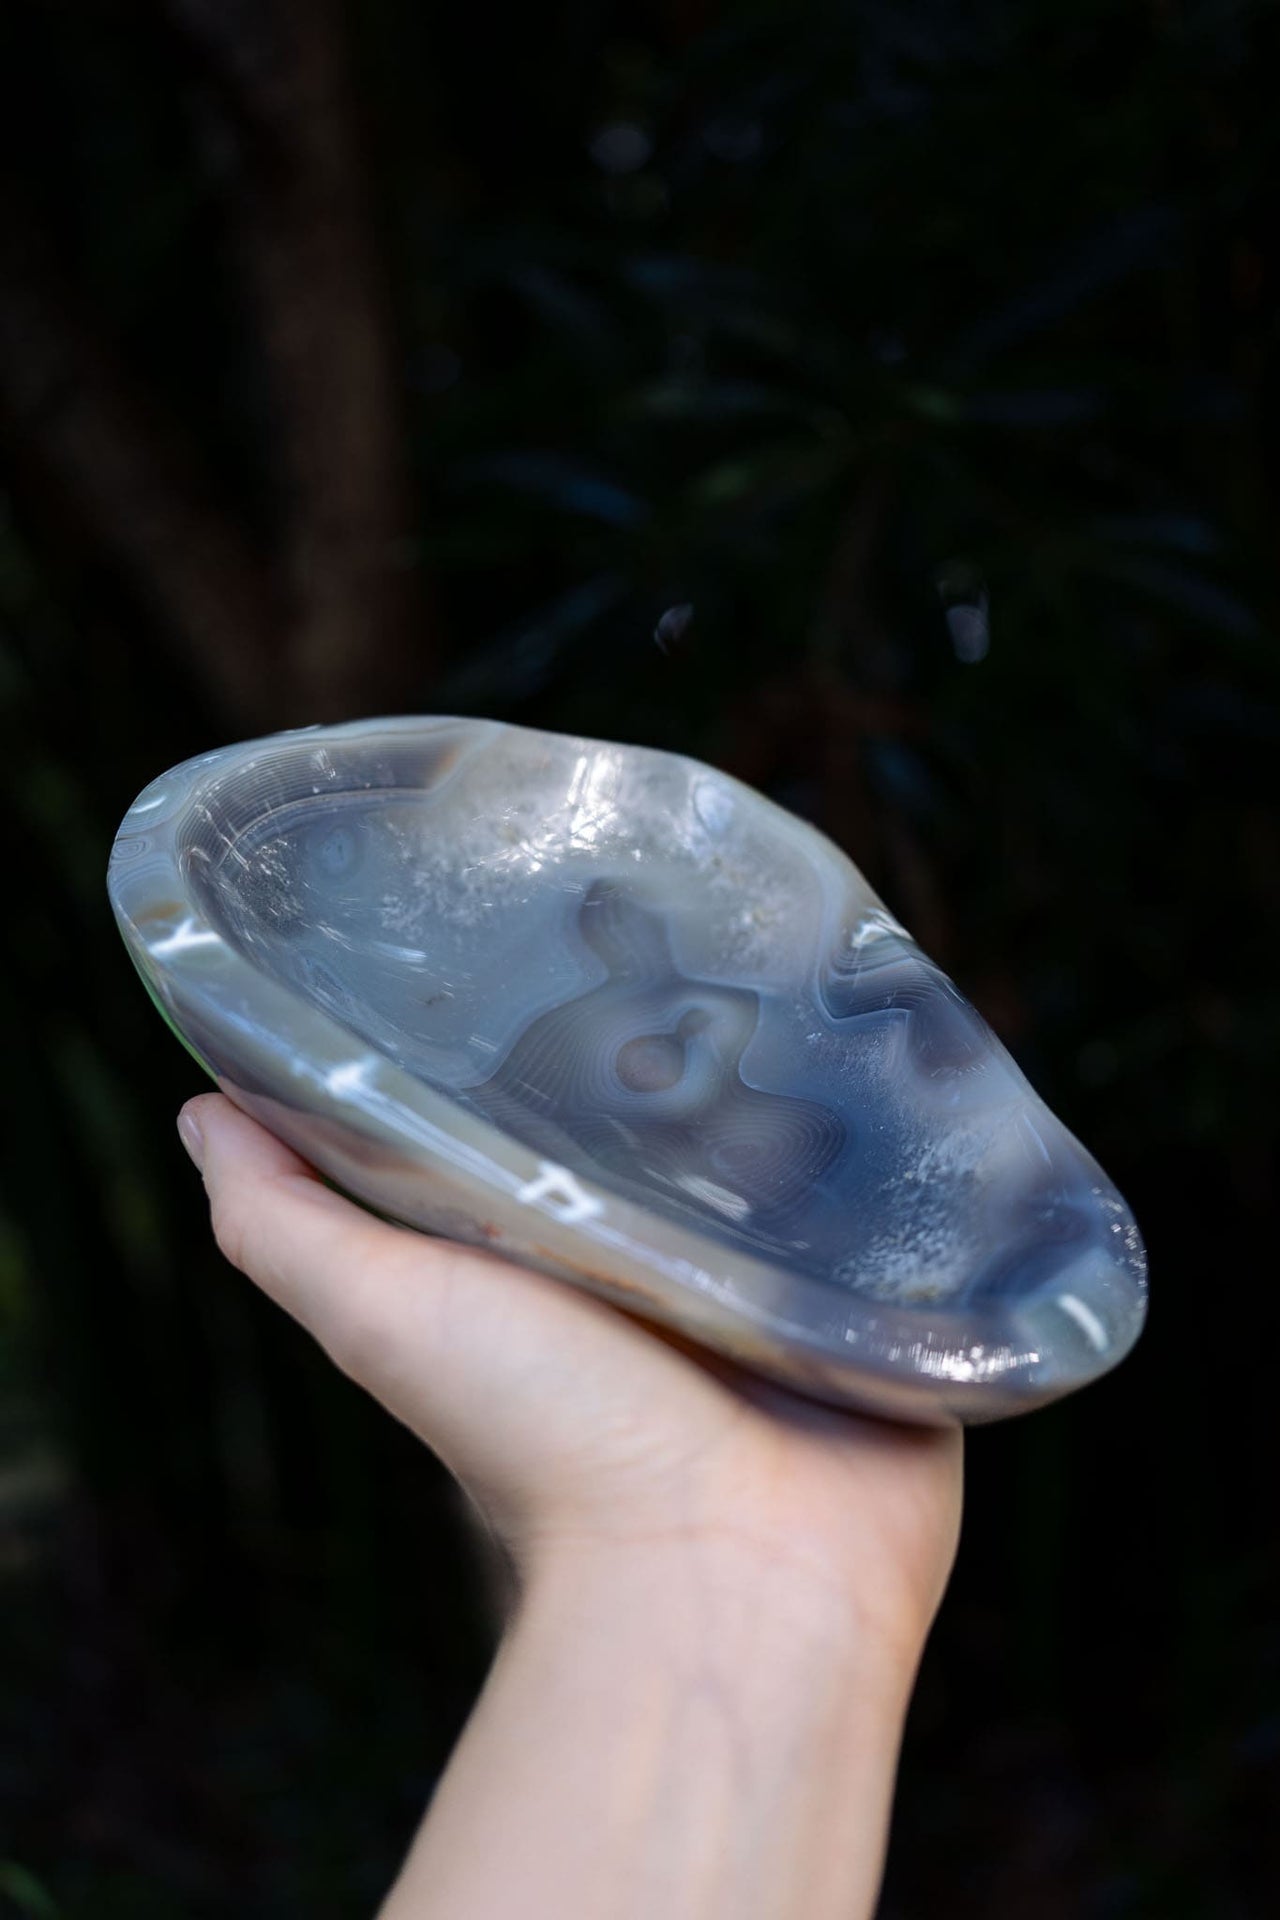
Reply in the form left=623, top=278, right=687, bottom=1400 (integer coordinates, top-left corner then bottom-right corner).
left=108, top=716, right=1147, bottom=1424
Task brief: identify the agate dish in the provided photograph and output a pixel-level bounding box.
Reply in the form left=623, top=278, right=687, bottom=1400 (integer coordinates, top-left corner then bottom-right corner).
left=108, top=717, right=1147, bottom=1424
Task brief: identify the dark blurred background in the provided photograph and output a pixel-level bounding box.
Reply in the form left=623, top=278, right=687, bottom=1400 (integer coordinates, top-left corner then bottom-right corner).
left=1, top=0, right=1277, bottom=1913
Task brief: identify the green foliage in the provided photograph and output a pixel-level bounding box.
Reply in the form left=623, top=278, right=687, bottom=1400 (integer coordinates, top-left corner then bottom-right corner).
left=0, top=1861, right=60, bottom=1918
left=1, top=0, right=1278, bottom=1913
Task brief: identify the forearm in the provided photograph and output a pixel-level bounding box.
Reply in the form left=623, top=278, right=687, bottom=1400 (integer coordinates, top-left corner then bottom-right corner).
left=378, top=1536, right=920, bottom=1920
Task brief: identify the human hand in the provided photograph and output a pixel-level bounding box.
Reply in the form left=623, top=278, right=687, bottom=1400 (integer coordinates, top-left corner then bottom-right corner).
left=179, top=1090, right=963, bottom=1918
left=179, top=1092, right=960, bottom=1640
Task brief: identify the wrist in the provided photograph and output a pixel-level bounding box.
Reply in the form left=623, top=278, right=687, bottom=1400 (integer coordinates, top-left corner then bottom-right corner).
left=383, top=1521, right=922, bottom=1920
left=510, top=1520, right=921, bottom=1751
left=516, top=1516, right=930, bottom=1706
left=500, top=1535, right=915, bottom=1919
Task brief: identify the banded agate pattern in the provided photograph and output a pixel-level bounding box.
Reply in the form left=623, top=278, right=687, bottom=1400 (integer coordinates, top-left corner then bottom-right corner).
left=108, top=717, right=1147, bottom=1424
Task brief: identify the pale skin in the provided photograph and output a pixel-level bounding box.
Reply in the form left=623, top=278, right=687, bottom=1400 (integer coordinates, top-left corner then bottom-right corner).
left=178, top=1092, right=964, bottom=1920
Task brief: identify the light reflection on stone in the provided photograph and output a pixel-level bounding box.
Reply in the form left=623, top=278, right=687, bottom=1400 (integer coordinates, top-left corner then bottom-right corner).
left=108, top=717, right=1147, bottom=1425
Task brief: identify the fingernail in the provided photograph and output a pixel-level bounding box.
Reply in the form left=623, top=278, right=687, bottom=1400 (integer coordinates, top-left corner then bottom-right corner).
left=177, top=1106, right=205, bottom=1171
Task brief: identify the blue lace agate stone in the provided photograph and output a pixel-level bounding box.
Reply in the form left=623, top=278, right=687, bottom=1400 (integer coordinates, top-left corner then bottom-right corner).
left=107, top=717, right=1147, bottom=1424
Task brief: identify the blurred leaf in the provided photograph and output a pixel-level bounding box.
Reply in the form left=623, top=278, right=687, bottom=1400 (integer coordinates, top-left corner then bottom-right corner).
left=1090, top=513, right=1223, bottom=556
left=454, top=453, right=650, bottom=527
left=1106, top=557, right=1262, bottom=639
left=945, top=205, right=1180, bottom=369
left=438, top=575, right=631, bottom=707
left=963, top=387, right=1105, bottom=426
left=623, top=377, right=808, bottom=423
left=681, top=439, right=851, bottom=513
left=0, top=1863, right=60, bottom=1918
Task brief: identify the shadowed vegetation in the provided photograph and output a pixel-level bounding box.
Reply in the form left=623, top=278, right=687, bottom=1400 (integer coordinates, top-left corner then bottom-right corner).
left=1, top=1, right=1277, bottom=1912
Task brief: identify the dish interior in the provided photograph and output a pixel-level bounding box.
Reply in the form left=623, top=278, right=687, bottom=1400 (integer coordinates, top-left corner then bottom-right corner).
left=180, top=729, right=1126, bottom=1315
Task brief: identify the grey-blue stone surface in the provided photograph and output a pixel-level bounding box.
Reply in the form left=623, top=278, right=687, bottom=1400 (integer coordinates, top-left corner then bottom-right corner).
left=108, top=716, right=1148, bottom=1424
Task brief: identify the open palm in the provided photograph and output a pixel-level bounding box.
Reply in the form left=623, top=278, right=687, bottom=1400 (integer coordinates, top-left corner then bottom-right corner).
left=181, top=1092, right=962, bottom=1658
